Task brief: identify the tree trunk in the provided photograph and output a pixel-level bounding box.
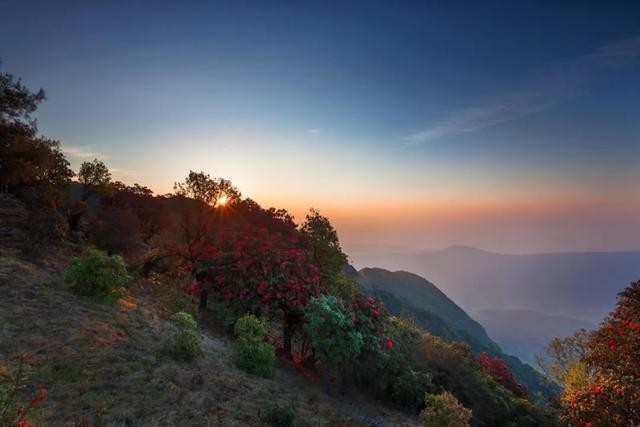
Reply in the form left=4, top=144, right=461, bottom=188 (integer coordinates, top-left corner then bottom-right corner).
left=283, top=319, right=292, bottom=358
left=199, top=289, right=208, bottom=311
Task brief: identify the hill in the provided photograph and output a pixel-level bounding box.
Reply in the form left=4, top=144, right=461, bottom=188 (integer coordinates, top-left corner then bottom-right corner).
left=0, top=252, right=415, bottom=426
left=347, top=266, right=557, bottom=398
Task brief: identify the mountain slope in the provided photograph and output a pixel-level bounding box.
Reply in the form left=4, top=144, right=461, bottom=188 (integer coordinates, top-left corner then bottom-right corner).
left=473, top=310, right=596, bottom=366
left=356, top=268, right=496, bottom=350
left=348, top=266, right=557, bottom=398
left=347, top=245, right=640, bottom=322
left=0, top=254, right=415, bottom=426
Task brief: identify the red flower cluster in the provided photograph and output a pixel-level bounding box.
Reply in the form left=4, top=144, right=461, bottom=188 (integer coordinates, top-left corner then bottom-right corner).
left=193, top=224, right=323, bottom=316
left=348, top=294, right=392, bottom=352
left=475, top=352, right=528, bottom=398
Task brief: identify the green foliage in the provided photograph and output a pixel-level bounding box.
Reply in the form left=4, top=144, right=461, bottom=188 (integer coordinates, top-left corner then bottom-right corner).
left=170, top=311, right=198, bottom=329
left=234, top=315, right=275, bottom=377
left=167, top=311, right=204, bottom=362
left=301, top=208, right=348, bottom=289
left=262, top=403, right=295, bottom=427
left=64, top=248, right=130, bottom=302
left=419, top=391, right=472, bottom=427
left=212, top=301, right=245, bottom=329
left=392, top=370, right=436, bottom=413
left=303, top=295, right=363, bottom=372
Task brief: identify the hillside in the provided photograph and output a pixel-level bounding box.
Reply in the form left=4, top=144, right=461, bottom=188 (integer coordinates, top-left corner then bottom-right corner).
left=0, top=252, right=415, bottom=426
left=347, top=266, right=557, bottom=398
left=355, top=268, right=496, bottom=350
left=473, top=310, right=596, bottom=366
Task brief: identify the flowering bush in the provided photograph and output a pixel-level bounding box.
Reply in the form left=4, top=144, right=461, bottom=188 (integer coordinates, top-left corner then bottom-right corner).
left=558, top=280, right=640, bottom=426
left=475, top=352, right=528, bottom=398
left=0, top=354, right=47, bottom=427
left=194, top=223, right=323, bottom=355
left=234, top=315, right=275, bottom=377
left=303, top=295, right=363, bottom=373
left=166, top=311, right=203, bottom=362
left=419, top=391, right=472, bottom=427
left=64, top=248, right=130, bottom=302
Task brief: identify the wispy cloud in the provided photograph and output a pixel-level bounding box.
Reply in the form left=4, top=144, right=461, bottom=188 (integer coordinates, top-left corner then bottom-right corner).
left=308, top=128, right=322, bottom=135
left=62, top=144, right=109, bottom=159
left=404, top=36, right=640, bottom=145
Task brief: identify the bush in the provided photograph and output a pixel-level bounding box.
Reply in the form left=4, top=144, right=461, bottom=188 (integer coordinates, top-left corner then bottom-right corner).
left=167, top=311, right=204, bottom=362
left=64, top=248, right=130, bottom=302
left=392, top=370, right=436, bottom=413
left=303, top=295, right=363, bottom=373
left=234, top=315, right=275, bottom=377
left=420, top=392, right=472, bottom=427
left=262, top=404, right=295, bottom=427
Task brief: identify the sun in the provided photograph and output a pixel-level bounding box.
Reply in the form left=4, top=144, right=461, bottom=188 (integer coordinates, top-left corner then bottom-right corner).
left=217, top=194, right=228, bottom=207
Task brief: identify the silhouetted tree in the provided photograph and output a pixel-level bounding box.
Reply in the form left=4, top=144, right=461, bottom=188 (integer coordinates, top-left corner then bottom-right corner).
left=78, top=158, right=112, bottom=201
left=171, top=171, right=241, bottom=264
left=0, top=64, right=73, bottom=194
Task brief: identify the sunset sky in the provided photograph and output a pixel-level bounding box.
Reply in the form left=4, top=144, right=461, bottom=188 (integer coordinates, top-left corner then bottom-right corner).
left=2, top=2, right=639, bottom=253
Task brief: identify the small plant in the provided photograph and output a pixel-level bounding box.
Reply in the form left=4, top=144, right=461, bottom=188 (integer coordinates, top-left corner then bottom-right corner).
left=167, top=311, right=204, bottom=362
left=64, top=248, right=130, bottom=302
left=262, top=403, right=295, bottom=427
left=419, top=391, right=472, bottom=427
left=0, top=354, right=48, bottom=427
left=234, top=315, right=275, bottom=377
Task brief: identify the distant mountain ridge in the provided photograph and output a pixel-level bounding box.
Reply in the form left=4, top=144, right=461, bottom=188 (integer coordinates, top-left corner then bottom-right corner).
left=346, top=245, right=640, bottom=322
left=346, top=266, right=557, bottom=398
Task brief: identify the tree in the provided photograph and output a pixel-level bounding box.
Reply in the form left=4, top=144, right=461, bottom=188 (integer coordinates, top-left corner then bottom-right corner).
left=193, top=221, right=323, bottom=357
left=558, top=280, right=640, bottom=426
left=0, top=65, right=73, bottom=197
left=536, top=328, right=592, bottom=386
left=171, top=171, right=241, bottom=264
left=300, top=209, right=348, bottom=291
left=0, top=65, right=45, bottom=128
left=303, top=295, right=363, bottom=390
left=173, top=170, right=240, bottom=208
left=78, top=158, right=112, bottom=201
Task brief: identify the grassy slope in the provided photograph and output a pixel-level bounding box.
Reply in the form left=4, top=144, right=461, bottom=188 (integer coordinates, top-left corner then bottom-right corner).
left=0, top=253, right=416, bottom=426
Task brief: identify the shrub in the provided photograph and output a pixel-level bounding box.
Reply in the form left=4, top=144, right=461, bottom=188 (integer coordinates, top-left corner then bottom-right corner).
left=262, top=404, right=295, bottom=427
left=234, top=315, right=275, bottom=377
left=64, top=248, right=130, bottom=302
left=392, top=370, right=436, bottom=413
left=303, top=295, right=363, bottom=373
left=167, top=311, right=204, bottom=362
left=419, top=392, right=472, bottom=427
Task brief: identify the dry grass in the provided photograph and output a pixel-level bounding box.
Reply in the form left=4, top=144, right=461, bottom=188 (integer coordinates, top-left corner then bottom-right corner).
left=0, top=254, right=417, bottom=426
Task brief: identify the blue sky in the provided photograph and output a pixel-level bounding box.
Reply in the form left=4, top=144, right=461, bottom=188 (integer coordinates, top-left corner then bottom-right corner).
left=2, top=1, right=639, bottom=252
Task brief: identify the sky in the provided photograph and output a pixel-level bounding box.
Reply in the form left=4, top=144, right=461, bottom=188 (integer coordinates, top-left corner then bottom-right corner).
left=2, top=1, right=640, bottom=254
